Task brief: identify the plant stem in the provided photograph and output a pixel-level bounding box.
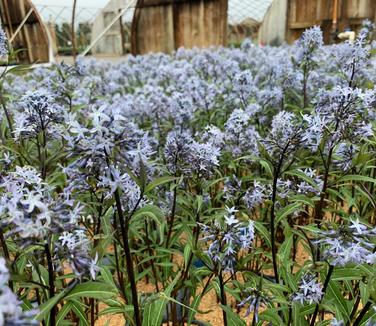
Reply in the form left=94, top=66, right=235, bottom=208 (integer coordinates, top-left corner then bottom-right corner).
left=218, top=270, right=228, bottom=326
left=353, top=301, right=371, bottom=326
left=0, top=228, right=13, bottom=290
left=90, top=298, right=95, bottom=326
left=270, top=160, right=283, bottom=284
left=104, top=150, right=142, bottom=325
left=303, top=64, right=308, bottom=108
left=287, top=304, right=293, bottom=326
left=44, top=242, right=56, bottom=326
left=166, top=184, right=177, bottom=247
left=113, top=188, right=142, bottom=326
left=113, top=237, right=126, bottom=300
left=310, top=264, right=334, bottom=326
left=0, top=90, right=13, bottom=136
left=347, top=295, right=361, bottom=326
left=144, top=220, right=160, bottom=292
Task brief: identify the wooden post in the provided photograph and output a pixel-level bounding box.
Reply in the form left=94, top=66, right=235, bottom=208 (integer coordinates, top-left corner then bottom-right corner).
left=2, top=0, right=14, bottom=37
left=119, top=9, right=126, bottom=55
left=19, top=2, right=34, bottom=63
left=332, top=0, right=338, bottom=30
left=72, top=0, right=78, bottom=62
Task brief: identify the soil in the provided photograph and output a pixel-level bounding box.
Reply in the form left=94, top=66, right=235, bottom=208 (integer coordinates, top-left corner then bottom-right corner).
left=95, top=284, right=251, bottom=326
left=95, top=239, right=311, bottom=325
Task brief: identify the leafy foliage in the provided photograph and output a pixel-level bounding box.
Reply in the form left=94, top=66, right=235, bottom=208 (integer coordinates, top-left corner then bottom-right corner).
left=0, top=23, right=375, bottom=326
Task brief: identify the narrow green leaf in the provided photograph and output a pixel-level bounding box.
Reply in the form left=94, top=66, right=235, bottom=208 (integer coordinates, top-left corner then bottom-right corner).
left=187, top=295, right=201, bottom=326
left=36, top=289, right=68, bottom=321
left=65, top=282, right=116, bottom=300
left=331, top=268, right=364, bottom=281
left=338, top=175, right=376, bottom=184
left=56, top=302, right=73, bottom=325
left=326, top=281, right=350, bottom=322
left=145, top=176, right=177, bottom=193
left=278, top=231, right=293, bottom=263
left=254, top=221, right=272, bottom=248
left=220, top=305, right=246, bottom=326
left=71, top=301, right=90, bottom=326
left=142, top=273, right=181, bottom=326
left=276, top=202, right=302, bottom=226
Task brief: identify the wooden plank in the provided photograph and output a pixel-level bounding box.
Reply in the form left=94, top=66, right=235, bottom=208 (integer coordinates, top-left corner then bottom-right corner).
left=132, top=0, right=227, bottom=54
left=140, top=0, right=204, bottom=7
left=19, top=0, right=33, bottom=63
left=0, top=0, right=49, bottom=63
left=1, top=0, right=14, bottom=36
left=199, top=0, right=205, bottom=47
left=221, top=0, right=228, bottom=46
left=165, top=3, right=174, bottom=52
left=289, top=21, right=319, bottom=29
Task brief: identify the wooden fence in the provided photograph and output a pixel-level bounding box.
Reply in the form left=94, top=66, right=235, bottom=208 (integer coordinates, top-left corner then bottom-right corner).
left=131, top=0, right=228, bottom=55
left=0, top=0, right=50, bottom=64
left=259, top=0, right=376, bottom=45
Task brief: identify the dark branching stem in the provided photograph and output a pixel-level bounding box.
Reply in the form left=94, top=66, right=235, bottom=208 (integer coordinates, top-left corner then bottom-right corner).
left=287, top=304, right=293, bottom=326
left=347, top=294, right=361, bottom=326
left=270, top=150, right=287, bottom=284
left=270, top=172, right=280, bottom=284
left=113, top=236, right=126, bottom=299
left=0, top=228, right=13, bottom=290
left=309, top=264, right=334, bottom=326
left=44, top=242, right=56, bottom=326
left=353, top=301, right=372, bottom=326
left=302, top=64, right=309, bottom=108
left=166, top=183, right=178, bottom=248
left=144, top=220, right=160, bottom=292
left=104, top=150, right=142, bottom=326
left=218, top=270, right=228, bottom=326
left=314, top=144, right=335, bottom=225
left=347, top=276, right=368, bottom=326
left=113, top=188, right=142, bottom=326
left=0, top=89, right=14, bottom=136
left=90, top=299, right=95, bottom=326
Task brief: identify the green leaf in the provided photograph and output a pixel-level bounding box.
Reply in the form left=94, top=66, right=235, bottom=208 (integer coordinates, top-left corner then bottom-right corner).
left=289, top=194, right=316, bottom=207
left=338, top=175, right=376, bottom=185
left=145, top=176, right=177, bottom=193
left=285, top=170, right=320, bottom=188
left=358, top=306, right=376, bottom=326
left=278, top=231, right=293, bottom=263
left=142, top=273, right=180, bottom=326
left=71, top=301, right=90, bottom=326
left=299, top=304, right=315, bottom=316
left=184, top=244, right=192, bottom=270
left=254, top=221, right=271, bottom=248
left=64, top=282, right=117, bottom=300
left=220, top=305, right=246, bottom=326
left=293, top=303, right=309, bottom=325
left=133, top=205, right=164, bottom=223
left=276, top=202, right=302, bottom=226
left=360, top=282, right=370, bottom=306
left=331, top=268, right=364, bottom=281
left=187, top=295, right=202, bottom=326
left=259, top=308, right=283, bottom=325
left=326, top=281, right=350, bottom=322
left=36, top=288, right=69, bottom=321
left=99, top=306, right=131, bottom=315
left=259, top=159, right=273, bottom=177
left=56, top=302, right=73, bottom=325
